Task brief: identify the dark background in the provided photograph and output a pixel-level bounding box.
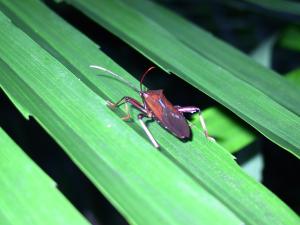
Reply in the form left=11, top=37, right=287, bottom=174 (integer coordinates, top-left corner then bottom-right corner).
left=1, top=1, right=300, bottom=224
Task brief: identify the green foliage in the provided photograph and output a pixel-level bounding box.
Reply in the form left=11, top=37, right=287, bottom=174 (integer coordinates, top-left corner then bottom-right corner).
left=243, top=0, right=300, bottom=15
left=280, top=26, right=300, bottom=52
left=124, top=0, right=300, bottom=115
left=199, top=108, right=256, bottom=153
left=0, top=7, right=242, bottom=225
left=0, top=0, right=299, bottom=225
left=287, top=69, right=300, bottom=84
left=65, top=0, right=300, bottom=159
left=0, top=128, right=90, bottom=225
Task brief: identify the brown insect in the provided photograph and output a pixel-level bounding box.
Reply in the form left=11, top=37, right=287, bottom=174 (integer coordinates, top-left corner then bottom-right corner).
left=90, top=65, right=215, bottom=148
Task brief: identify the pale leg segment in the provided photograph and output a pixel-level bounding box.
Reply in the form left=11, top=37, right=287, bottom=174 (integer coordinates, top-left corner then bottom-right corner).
left=107, top=96, right=146, bottom=121
left=176, top=106, right=215, bottom=142
left=138, top=114, right=160, bottom=148
left=107, top=96, right=159, bottom=148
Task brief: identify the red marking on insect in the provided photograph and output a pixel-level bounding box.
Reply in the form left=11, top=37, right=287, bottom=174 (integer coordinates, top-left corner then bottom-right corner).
left=90, top=65, right=215, bottom=148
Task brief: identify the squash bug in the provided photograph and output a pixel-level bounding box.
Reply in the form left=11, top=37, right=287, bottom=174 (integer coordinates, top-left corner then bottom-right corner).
left=90, top=65, right=215, bottom=148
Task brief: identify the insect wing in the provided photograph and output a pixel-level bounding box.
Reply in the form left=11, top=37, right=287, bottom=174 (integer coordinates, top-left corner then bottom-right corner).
left=144, top=90, right=190, bottom=138
left=160, top=106, right=190, bottom=138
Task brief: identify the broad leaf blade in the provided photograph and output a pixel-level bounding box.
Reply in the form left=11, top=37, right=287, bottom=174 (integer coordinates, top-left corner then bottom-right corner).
left=280, top=26, right=300, bottom=52
left=243, top=0, right=300, bottom=15
left=287, top=69, right=300, bottom=84
left=1, top=1, right=299, bottom=225
left=64, top=0, right=300, bottom=158
left=0, top=10, right=242, bottom=225
left=124, top=0, right=300, bottom=115
left=199, top=108, right=256, bottom=153
left=0, top=128, right=90, bottom=225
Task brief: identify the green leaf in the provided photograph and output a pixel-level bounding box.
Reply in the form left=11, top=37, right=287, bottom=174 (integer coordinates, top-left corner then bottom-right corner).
left=280, top=26, right=300, bottom=52
left=198, top=108, right=256, bottom=153
left=0, top=1, right=299, bottom=224
left=123, top=0, right=300, bottom=116
left=198, top=34, right=297, bottom=154
left=63, top=0, right=300, bottom=158
left=0, top=128, right=90, bottom=225
left=242, top=0, right=300, bottom=15
left=287, top=68, right=300, bottom=84
left=250, top=34, right=277, bottom=68
left=0, top=9, right=242, bottom=225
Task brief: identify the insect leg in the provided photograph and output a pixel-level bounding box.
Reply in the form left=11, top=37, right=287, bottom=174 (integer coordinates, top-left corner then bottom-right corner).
left=138, top=114, right=160, bottom=148
left=176, top=106, right=215, bottom=142
left=109, top=97, right=159, bottom=147
left=107, top=96, right=147, bottom=120
left=122, top=102, right=131, bottom=121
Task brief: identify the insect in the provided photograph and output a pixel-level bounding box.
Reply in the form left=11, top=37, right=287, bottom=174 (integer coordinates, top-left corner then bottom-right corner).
left=90, top=65, right=215, bottom=148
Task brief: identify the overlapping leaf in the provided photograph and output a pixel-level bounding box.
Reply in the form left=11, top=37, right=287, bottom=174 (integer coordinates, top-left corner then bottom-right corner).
left=0, top=7, right=242, bottom=225
left=0, top=1, right=299, bottom=224
left=243, top=0, right=300, bottom=15
left=64, top=0, right=300, bottom=157
left=0, top=128, right=90, bottom=225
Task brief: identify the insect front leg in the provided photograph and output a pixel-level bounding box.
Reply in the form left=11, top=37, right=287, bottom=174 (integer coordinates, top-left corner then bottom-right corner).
left=138, top=114, right=160, bottom=148
left=176, top=106, right=215, bottom=142
left=108, top=97, right=159, bottom=148
left=107, top=96, right=146, bottom=121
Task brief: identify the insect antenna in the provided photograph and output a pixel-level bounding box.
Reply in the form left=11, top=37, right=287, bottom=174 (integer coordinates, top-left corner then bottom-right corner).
left=140, top=66, right=156, bottom=92
left=90, top=65, right=139, bottom=93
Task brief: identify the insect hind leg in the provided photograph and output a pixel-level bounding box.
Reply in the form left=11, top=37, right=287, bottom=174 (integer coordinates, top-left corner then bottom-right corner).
left=176, top=106, right=215, bottom=142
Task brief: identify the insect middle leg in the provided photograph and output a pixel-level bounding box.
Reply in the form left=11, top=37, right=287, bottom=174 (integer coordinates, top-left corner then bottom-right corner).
left=138, top=113, right=160, bottom=148
left=107, top=96, right=146, bottom=121
left=108, top=97, right=159, bottom=148
left=175, top=106, right=215, bottom=142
